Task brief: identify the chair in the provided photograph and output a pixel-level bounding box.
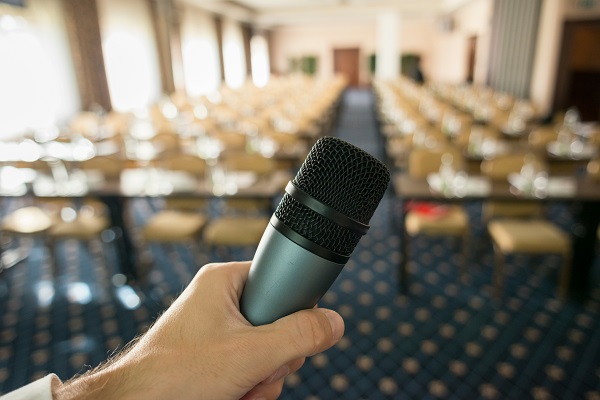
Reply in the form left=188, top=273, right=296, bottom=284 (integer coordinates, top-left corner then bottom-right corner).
left=1, top=206, right=54, bottom=274
left=528, top=125, right=557, bottom=152
left=587, top=159, right=600, bottom=180
left=141, top=154, right=209, bottom=265
left=404, top=147, right=470, bottom=279
left=79, top=155, right=123, bottom=180
left=47, top=156, right=121, bottom=249
left=202, top=153, right=274, bottom=258
left=47, top=201, right=112, bottom=273
left=480, top=153, right=544, bottom=221
left=480, top=153, right=571, bottom=299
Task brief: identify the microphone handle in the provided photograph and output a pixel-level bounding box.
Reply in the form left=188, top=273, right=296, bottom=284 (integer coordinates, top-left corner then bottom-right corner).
left=240, top=223, right=345, bottom=326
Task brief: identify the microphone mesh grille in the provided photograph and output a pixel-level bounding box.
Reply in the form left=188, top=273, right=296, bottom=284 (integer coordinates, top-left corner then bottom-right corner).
left=274, top=137, right=390, bottom=256
left=276, top=194, right=363, bottom=255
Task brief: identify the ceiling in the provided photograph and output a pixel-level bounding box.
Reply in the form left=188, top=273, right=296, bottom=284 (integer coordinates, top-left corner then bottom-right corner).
left=189, top=0, right=473, bottom=27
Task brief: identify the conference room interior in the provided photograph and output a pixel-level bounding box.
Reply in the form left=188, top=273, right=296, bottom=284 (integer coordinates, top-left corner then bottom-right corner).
left=1, top=0, right=600, bottom=398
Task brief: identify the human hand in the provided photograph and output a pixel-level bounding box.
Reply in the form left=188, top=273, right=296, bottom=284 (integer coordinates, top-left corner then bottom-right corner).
left=53, top=261, right=345, bottom=399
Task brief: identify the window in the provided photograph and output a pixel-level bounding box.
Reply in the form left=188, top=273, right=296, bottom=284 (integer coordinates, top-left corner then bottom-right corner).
left=0, top=0, right=79, bottom=138
left=180, top=7, right=221, bottom=97
left=222, top=19, right=246, bottom=89
left=97, top=0, right=161, bottom=112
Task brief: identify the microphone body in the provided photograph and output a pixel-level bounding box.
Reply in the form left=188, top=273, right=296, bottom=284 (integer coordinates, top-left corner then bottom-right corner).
left=241, top=222, right=344, bottom=326
left=240, top=137, right=389, bottom=326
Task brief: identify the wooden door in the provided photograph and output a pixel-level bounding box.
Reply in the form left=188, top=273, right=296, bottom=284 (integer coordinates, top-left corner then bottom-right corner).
left=554, top=20, right=600, bottom=121
left=466, top=36, right=477, bottom=83
left=333, top=48, right=360, bottom=87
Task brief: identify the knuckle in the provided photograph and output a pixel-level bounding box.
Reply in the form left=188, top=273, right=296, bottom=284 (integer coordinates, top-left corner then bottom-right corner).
left=195, top=262, right=220, bottom=278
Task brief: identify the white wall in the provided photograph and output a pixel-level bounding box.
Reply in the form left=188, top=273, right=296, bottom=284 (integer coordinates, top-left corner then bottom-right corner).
left=270, top=1, right=493, bottom=85
left=450, top=0, right=493, bottom=84
left=530, top=0, right=566, bottom=117
left=564, top=0, right=600, bottom=19
left=271, top=17, right=442, bottom=84
left=401, top=18, right=437, bottom=79
left=272, top=21, right=377, bottom=85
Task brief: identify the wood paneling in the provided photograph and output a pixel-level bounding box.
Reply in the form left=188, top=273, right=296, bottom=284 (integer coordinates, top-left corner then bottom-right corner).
left=333, top=48, right=360, bottom=87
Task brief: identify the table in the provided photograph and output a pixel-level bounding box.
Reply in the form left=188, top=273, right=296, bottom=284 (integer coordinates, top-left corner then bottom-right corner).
left=392, top=173, right=600, bottom=299
left=0, top=166, right=291, bottom=281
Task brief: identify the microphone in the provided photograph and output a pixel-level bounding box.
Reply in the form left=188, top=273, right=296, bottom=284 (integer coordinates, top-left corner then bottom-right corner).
left=240, top=136, right=390, bottom=326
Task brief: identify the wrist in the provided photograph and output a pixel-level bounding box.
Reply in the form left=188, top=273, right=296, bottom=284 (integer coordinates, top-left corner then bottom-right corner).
left=52, top=366, right=127, bottom=400
left=52, top=354, right=157, bottom=400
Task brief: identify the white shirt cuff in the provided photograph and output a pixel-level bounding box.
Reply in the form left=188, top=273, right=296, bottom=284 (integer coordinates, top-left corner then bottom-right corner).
left=1, top=374, right=60, bottom=400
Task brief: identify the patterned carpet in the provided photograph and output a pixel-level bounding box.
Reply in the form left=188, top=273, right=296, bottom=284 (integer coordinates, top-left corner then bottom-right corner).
left=1, top=89, right=600, bottom=399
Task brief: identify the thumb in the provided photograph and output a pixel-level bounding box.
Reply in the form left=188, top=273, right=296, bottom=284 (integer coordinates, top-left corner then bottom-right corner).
left=255, top=308, right=344, bottom=368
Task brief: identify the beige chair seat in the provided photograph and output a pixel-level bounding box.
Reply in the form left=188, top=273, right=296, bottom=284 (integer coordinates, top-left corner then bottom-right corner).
left=488, top=219, right=570, bottom=254
left=1, top=207, right=53, bottom=234
left=50, top=215, right=110, bottom=240
left=406, top=206, right=468, bottom=236
left=483, top=201, right=541, bottom=220
left=203, top=216, right=269, bottom=246
left=142, top=211, right=207, bottom=242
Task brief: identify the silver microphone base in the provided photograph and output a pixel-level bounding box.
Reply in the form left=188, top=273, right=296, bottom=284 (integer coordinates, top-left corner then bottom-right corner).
left=241, top=223, right=345, bottom=326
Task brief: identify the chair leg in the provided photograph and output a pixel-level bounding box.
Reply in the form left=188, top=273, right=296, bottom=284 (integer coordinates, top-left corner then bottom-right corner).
left=492, top=242, right=505, bottom=300
left=45, top=237, right=59, bottom=279
left=460, top=232, right=469, bottom=283
left=191, top=237, right=207, bottom=268
left=0, top=231, right=5, bottom=272
left=557, top=249, right=572, bottom=300
left=86, top=239, right=106, bottom=267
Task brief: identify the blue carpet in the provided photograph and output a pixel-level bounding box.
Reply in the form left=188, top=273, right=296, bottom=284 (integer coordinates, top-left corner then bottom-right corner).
left=0, top=89, right=599, bottom=399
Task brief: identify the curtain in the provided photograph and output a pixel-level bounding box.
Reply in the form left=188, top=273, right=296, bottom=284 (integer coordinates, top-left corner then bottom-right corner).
left=488, top=0, right=542, bottom=98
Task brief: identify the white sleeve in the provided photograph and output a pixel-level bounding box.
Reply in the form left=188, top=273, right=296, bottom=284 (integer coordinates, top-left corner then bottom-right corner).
left=1, top=374, right=59, bottom=400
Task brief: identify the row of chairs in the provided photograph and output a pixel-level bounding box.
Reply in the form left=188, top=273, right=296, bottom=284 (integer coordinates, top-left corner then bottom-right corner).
left=401, top=148, right=595, bottom=299
left=0, top=152, right=280, bottom=277
left=375, top=77, right=600, bottom=300
left=140, top=153, right=275, bottom=265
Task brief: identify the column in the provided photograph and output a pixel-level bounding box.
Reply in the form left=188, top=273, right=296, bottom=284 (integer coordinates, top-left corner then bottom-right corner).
left=375, top=12, right=401, bottom=80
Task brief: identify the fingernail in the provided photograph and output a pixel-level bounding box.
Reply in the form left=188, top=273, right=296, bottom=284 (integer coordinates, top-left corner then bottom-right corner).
left=319, top=309, right=344, bottom=341
left=265, top=364, right=290, bottom=384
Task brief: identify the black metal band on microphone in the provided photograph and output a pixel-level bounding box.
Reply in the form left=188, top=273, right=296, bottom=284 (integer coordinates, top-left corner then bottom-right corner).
left=270, top=216, right=350, bottom=264
left=285, top=181, right=370, bottom=236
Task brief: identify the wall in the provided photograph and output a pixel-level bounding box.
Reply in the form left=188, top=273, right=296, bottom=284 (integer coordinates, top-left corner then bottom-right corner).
left=452, top=0, right=493, bottom=84
left=530, top=0, right=566, bottom=117
left=427, top=0, right=493, bottom=84
left=271, top=17, right=440, bottom=85
left=271, top=21, right=377, bottom=85
left=564, top=0, right=600, bottom=19
left=529, top=0, right=600, bottom=117
left=270, top=1, right=492, bottom=86
left=400, top=18, right=437, bottom=79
